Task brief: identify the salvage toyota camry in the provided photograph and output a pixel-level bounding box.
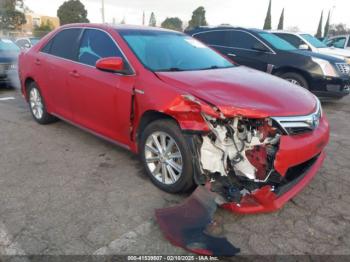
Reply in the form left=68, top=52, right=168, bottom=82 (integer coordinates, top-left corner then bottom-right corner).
left=18, top=24, right=329, bottom=214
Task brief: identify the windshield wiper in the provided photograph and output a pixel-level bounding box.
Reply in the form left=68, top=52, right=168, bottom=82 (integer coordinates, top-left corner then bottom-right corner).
left=157, top=67, right=185, bottom=72
left=199, top=65, right=233, bottom=70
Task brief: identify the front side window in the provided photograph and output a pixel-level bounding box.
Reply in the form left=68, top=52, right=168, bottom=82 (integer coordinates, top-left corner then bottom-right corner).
left=300, top=34, right=327, bottom=48
left=120, top=30, right=233, bottom=72
left=258, top=32, right=297, bottom=51
left=275, top=33, right=305, bottom=48
left=332, top=37, right=346, bottom=49
left=78, top=29, right=124, bottom=66
left=44, top=29, right=82, bottom=60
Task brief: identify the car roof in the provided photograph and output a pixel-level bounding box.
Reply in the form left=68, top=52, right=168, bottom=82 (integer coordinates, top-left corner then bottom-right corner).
left=60, top=23, right=178, bottom=33
left=328, top=35, right=350, bottom=39
left=185, top=26, right=264, bottom=35
left=269, top=30, right=311, bottom=35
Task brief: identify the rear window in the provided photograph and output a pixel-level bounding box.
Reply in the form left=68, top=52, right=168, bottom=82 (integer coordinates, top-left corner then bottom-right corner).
left=42, top=29, right=82, bottom=60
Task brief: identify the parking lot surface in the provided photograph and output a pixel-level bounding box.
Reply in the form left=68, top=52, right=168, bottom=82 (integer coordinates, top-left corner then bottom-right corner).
left=0, top=87, right=349, bottom=256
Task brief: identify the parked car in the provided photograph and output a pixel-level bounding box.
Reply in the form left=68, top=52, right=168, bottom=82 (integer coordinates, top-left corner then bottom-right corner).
left=187, top=27, right=350, bottom=99
left=15, top=37, right=41, bottom=49
left=19, top=24, right=329, bottom=214
left=271, top=31, right=350, bottom=61
left=325, top=35, right=350, bottom=50
left=0, top=38, right=20, bottom=87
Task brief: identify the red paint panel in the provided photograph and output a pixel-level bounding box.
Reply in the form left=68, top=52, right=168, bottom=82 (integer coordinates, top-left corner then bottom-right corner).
left=274, top=115, right=330, bottom=176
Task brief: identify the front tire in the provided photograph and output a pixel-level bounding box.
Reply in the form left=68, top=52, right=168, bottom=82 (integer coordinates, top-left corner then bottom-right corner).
left=27, top=82, right=57, bottom=124
left=139, top=119, right=194, bottom=193
left=280, top=72, right=309, bottom=89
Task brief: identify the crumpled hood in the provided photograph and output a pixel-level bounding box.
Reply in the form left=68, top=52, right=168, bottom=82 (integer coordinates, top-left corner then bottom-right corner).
left=156, top=66, right=317, bottom=117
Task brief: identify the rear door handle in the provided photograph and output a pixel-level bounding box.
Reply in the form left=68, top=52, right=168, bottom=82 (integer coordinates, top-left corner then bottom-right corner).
left=227, top=53, right=236, bottom=57
left=35, top=59, right=41, bottom=65
left=69, top=70, right=80, bottom=78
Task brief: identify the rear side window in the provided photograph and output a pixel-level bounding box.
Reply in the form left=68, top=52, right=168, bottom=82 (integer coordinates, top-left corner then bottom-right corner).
left=78, top=29, right=123, bottom=66
left=226, top=31, right=261, bottom=50
left=42, top=29, right=82, bottom=60
left=275, top=34, right=304, bottom=48
left=347, top=38, right=350, bottom=47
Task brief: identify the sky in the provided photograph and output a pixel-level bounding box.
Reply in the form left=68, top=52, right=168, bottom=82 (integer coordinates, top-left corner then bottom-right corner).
left=23, top=0, right=349, bottom=34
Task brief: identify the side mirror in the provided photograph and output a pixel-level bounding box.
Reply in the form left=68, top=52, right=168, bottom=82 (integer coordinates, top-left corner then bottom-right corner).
left=96, top=57, right=124, bottom=73
left=252, top=42, right=269, bottom=53
left=299, top=44, right=309, bottom=50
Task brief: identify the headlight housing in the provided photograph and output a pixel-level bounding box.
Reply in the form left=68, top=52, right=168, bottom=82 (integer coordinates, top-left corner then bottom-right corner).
left=311, top=57, right=338, bottom=77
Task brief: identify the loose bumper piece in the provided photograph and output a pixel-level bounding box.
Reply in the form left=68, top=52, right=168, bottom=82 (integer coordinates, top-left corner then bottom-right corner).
left=155, top=186, right=240, bottom=256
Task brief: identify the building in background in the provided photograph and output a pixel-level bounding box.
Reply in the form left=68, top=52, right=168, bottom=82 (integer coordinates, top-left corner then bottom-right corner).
left=21, top=12, right=60, bottom=36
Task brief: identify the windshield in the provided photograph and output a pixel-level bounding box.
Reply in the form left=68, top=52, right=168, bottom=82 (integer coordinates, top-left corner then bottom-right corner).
left=0, top=39, right=20, bottom=52
left=119, top=30, right=234, bottom=72
left=258, top=32, right=297, bottom=51
left=301, top=34, right=327, bottom=48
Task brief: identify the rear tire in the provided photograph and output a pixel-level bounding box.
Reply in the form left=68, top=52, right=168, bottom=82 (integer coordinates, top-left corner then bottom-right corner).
left=27, top=82, right=57, bottom=125
left=139, top=119, right=194, bottom=193
left=280, top=72, right=309, bottom=89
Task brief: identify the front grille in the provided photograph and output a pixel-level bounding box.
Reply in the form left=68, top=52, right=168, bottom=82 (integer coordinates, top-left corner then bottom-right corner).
left=0, top=63, right=12, bottom=75
left=272, top=100, right=322, bottom=136
left=336, top=63, right=350, bottom=75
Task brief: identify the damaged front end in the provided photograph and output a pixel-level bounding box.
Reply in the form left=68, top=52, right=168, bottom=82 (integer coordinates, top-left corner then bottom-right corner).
left=178, top=94, right=327, bottom=213
left=197, top=114, right=282, bottom=205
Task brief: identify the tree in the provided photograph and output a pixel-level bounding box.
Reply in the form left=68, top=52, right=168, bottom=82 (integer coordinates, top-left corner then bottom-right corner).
left=324, top=10, right=330, bottom=38
left=277, top=8, right=284, bottom=30
left=186, top=6, right=207, bottom=30
left=33, top=20, right=54, bottom=37
left=0, top=0, right=26, bottom=31
left=263, top=0, right=272, bottom=30
left=315, top=10, right=323, bottom=38
left=328, top=23, right=350, bottom=36
left=57, top=0, right=89, bottom=25
left=161, top=17, right=183, bottom=31
left=149, top=12, right=156, bottom=27
left=0, top=0, right=24, bottom=10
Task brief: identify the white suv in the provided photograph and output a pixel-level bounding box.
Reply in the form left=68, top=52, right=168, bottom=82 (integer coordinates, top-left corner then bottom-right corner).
left=272, top=31, right=350, bottom=62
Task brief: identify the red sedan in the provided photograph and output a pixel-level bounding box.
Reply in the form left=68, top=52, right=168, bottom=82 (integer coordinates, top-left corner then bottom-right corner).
left=18, top=24, right=329, bottom=214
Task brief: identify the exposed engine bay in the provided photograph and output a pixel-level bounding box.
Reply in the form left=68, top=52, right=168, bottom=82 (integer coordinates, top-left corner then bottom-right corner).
left=198, top=115, right=282, bottom=203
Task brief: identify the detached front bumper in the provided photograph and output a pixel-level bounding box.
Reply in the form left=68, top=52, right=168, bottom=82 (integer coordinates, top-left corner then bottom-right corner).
left=222, top=116, right=330, bottom=214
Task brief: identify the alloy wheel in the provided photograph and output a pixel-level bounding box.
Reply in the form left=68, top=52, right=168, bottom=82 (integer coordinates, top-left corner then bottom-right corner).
left=29, top=87, right=44, bottom=120
left=286, top=78, right=303, bottom=87
left=144, top=131, right=183, bottom=185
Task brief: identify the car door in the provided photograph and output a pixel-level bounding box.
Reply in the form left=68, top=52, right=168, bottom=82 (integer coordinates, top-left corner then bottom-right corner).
left=68, top=28, right=135, bottom=145
left=40, top=28, right=83, bottom=120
